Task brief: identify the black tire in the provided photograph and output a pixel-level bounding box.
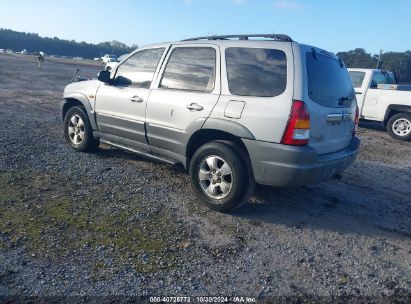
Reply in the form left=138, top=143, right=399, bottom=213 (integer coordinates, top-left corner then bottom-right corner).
left=63, top=106, right=98, bottom=152
left=387, top=113, right=411, bottom=141
left=189, top=141, right=255, bottom=212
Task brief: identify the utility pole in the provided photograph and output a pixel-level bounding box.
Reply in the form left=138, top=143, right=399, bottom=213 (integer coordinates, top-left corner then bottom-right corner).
left=376, top=49, right=383, bottom=69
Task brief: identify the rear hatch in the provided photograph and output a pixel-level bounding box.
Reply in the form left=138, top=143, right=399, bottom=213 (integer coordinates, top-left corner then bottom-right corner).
left=302, top=47, right=357, bottom=155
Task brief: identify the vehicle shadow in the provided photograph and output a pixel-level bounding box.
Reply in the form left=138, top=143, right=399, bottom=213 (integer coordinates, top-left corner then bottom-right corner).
left=95, top=143, right=187, bottom=167
left=92, top=144, right=410, bottom=239
left=94, top=144, right=149, bottom=162
left=230, top=163, right=411, bottom=239
left=359, top=120, right=386, bottom=132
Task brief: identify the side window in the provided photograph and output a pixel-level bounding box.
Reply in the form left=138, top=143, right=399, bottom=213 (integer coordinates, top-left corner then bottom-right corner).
left=114, top=48, right=165, bottom=88
left=226, top=48, right=287, bottom=97
left=384, top=71, right=395, bottom=84
left=160, top=47, right=216, bottom=92
left=371, top=71, right=393, bottom=88
left=349, top=71, right=366, bottom=88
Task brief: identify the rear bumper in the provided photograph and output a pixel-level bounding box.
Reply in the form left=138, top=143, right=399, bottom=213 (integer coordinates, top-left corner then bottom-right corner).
left=242, top=137, right=360, bottom=187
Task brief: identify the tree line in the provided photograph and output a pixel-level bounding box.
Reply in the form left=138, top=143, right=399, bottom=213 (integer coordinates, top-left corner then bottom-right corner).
left=337, top=48, right=411, bottom=84
left=1, top=29, right=411, bottom=84
left=0, top=28, right=136, bottom=59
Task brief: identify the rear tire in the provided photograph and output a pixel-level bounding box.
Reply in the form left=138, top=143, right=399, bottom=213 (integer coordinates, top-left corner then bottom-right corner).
left=189, top=141, right=254, bottom=212
left=64, top=106, right=98, bottom=152
left=387, top=113, right=411, bottom=141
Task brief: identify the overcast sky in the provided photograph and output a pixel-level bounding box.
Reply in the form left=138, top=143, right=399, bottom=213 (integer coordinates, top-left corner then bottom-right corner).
left=1, top=0, right=410, bottom=54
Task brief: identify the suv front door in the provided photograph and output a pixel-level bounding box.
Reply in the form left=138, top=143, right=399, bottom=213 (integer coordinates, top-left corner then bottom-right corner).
left=95, top=47, right=166, bottom=150
left=146, top=44, right=220, bottom=156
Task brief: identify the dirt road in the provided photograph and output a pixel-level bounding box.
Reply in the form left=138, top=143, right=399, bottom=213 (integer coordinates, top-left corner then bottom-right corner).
left=0, top=53, right=410, bottom=301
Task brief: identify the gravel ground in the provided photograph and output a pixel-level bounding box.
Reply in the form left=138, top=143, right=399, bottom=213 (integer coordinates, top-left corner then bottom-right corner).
left=0, top=53, right=410, bottom=302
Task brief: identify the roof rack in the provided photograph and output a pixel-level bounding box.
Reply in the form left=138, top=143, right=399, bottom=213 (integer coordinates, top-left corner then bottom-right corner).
left=182, top=34, right=293, bottom=42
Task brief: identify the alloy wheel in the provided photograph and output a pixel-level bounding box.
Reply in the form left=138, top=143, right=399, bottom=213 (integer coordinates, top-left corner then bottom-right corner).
left=68, top=114, right=85, bottom=145
left=198, top=155, right=233, bottom=200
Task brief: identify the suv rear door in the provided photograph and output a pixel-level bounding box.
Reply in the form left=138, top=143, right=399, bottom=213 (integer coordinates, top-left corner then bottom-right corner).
left=301, top=46, right=357, bottom=154
left=146, top=44, right=220, bottom=156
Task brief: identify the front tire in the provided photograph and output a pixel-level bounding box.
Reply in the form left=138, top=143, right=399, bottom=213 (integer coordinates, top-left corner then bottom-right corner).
left=387, top=113, right=411, bottom=141
left=189, top=142, right=254, bottom=212
left=64, top=106, right=98, bottom=152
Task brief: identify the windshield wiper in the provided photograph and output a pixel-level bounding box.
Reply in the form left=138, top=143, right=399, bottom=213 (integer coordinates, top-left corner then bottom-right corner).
left=338, top=96, right=353, bottom=106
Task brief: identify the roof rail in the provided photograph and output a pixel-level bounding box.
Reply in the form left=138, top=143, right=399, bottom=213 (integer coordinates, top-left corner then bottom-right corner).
left=182, top=34, right=293, bottom=42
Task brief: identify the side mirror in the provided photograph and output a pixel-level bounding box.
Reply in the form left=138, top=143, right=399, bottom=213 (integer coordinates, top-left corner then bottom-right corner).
left=97, top=70, right=111, bottom=84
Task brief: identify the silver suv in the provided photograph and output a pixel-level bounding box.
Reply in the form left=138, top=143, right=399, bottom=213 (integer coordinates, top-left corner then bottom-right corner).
left=61, top=34, right=360, bottom=212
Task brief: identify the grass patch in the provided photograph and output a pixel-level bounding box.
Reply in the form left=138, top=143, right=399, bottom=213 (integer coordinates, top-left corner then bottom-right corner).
left=0, top=171, right=181, bottom=273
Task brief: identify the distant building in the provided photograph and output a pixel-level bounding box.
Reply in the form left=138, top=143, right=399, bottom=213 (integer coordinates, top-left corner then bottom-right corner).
left=21, top=49, right=28, bottom=55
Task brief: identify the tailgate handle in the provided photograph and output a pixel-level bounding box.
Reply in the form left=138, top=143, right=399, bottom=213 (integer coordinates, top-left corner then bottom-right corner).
left=327, top=113, right=353, bottom=123
left=327, top=114, right=343, bottom=122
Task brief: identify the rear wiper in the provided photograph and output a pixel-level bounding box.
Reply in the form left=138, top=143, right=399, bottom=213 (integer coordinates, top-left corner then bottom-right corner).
left=338, top=96, right=353, bottom=105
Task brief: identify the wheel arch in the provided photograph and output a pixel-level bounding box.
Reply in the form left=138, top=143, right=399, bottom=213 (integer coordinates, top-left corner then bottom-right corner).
left=185, top=128, right=253, bottom=169
left=383, top=105, right=411, bottom=126
left=61, top=94, right=97, bottom=130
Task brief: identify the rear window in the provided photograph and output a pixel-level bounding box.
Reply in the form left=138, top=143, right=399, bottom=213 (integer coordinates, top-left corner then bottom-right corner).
left=226, top=48, right=287, bottom=97
left=349, top=71, right=366, bottom=88
left=306, top=52, right=355, bottom=107
left=371, top=71, right=395, bottom=87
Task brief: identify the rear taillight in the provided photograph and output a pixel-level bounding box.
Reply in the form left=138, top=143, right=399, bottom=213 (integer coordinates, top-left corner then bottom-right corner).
left=353, top=105, right=359, bottom=136
left=281, top=100, right=310, bottom=146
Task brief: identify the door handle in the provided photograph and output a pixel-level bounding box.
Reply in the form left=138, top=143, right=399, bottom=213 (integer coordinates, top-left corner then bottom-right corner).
left=130, top=95, right=144, bottom=103
left=186, top=103, right=204, bottom=111
left=355, top=92, right=362, bottom=95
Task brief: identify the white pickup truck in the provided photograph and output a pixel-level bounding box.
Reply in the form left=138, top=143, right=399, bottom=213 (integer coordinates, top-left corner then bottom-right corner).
left=348, top=68, right=411, bottom=141
left=101, top=54, right=118, bottom=64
